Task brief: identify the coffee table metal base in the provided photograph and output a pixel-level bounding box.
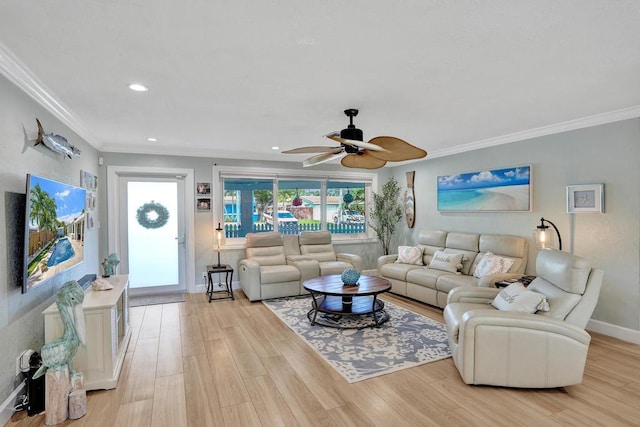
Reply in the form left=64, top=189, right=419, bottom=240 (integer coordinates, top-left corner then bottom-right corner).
left=306, top=294, right=390, bottom=329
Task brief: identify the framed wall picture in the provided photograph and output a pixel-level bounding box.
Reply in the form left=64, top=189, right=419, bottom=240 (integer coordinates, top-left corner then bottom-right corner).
left=567, top=184, right=604, bottom=213
left=437, top=165, right=531, bottom=212
left=196, top=182, right=211, bottom=195
left=197, top=198, right=211, bottom=211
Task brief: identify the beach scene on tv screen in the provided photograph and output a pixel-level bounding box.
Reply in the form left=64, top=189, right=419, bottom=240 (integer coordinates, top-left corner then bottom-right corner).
left=26, top=175, right=86, bottom=291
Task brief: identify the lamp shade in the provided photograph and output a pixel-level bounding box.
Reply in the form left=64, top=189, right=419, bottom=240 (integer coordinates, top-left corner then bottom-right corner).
left=215, top=222, right=226, bottom=250
left=214, top=223, right=226, bottom=267
left=535, top=217, right=562, bottom=250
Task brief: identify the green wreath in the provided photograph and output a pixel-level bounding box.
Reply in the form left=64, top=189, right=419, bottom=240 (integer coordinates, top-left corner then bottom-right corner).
left=136, top=201, right=170, bottom=229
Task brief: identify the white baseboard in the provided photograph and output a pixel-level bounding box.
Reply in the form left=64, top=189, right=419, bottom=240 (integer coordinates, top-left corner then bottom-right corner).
left=192, top=281, right=239, bottom=294
left=0, top=379, right=25, bottom=425
left=587, top=319, right=640, bottom=344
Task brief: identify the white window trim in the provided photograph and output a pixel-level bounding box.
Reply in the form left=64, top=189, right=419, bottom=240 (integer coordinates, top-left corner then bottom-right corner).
left=212, top=165, right=379, bottom=248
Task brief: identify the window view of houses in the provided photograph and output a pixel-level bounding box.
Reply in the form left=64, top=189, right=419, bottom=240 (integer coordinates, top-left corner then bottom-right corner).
left=223, top=178, right=367, bottom=237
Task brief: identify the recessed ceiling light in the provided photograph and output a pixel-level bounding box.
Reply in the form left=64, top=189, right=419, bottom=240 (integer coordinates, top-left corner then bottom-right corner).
left=147, top=137, right=158, bottom=142
left=272, top=146, right=280, bottom=150
left=128, top=83, right=149, bottom=92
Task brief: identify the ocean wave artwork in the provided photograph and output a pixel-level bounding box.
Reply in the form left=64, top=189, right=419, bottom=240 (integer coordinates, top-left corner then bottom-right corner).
left=437, top=165, right=531, bottom=212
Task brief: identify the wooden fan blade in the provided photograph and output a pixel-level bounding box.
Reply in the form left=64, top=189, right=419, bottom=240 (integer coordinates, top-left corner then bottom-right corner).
left=303, top=151, right=345, bottom=167
left=282, top=146, right=342, bottom=154
left=366, top=136, right=427, bottom=162
left=340, top=152, right=387, bottom=169
left=325, top=134, right=390, bottom=152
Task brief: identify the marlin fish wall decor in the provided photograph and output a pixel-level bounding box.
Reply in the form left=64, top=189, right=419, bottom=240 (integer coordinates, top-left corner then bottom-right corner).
left=34, top=118, right=81, bottom=158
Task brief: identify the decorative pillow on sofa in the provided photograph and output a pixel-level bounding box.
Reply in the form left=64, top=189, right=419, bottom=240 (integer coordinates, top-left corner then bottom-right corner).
left=474, top=252, right=516, bottom=278
left=395, top=246, right=424, bottom=265
left=428, top=251, right=464, bottom=273
left=491, top=283, right=550, bottom=313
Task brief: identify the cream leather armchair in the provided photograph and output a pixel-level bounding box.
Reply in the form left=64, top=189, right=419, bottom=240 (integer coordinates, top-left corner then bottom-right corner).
left=443, top=249, right=603, bottom=388
left=298, top=230, right=363, bottom=275
left=239, top=232, right=316, bottom=301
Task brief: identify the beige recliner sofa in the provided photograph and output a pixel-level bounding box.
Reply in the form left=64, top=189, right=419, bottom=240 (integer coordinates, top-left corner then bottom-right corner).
left=238, top=231, right=362, bottom=301
left=443, top=249, right=604, bottom=388
left=378, top=230, right=528, bottom=308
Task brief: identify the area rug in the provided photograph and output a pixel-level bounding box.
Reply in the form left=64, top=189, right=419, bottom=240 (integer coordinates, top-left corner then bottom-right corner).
left=262, top=296, right=451, bottom=383
left=129, top=293, right=185, bottom=307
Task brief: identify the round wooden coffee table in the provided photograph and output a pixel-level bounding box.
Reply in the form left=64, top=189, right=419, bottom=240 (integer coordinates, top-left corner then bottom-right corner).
left=303, top=274, right=392, bottom=328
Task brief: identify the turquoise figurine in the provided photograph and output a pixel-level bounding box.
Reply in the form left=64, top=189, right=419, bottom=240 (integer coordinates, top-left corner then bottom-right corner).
left=33, top=281, right=86, bottom=379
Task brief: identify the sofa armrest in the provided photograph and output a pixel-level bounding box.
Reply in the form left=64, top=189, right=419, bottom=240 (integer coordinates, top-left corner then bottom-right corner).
left=238, top=259, right=262, bottom=301
left=377, top=254, right=398, bottom=271
left=447, top=287, right=501, bottom=305
left=336, top=253, right=363, bottom=272
left=477, top=272, right=525, bottom=287
left=456, top=309, right=592, bottom=387
left=461, top=309, right=591, bottom=344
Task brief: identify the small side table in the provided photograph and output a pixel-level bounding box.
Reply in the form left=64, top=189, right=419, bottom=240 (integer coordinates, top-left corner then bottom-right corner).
left=206, top=264, right=234, bottom=302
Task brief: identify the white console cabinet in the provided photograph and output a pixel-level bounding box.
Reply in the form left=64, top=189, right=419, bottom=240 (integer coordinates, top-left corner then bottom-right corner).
left=43, top=274, right=131, bottom=390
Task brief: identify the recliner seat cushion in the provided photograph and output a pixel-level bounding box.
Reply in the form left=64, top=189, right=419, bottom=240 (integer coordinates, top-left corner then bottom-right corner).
left=380, top=262, right=423, bottom=281
left=436, top=274, right=479, bottom=293
left=406, top=268, right=452, bottom=289
left=319, top=261, right=353, bottom=275
left=259, top=265, right=300, bottom=284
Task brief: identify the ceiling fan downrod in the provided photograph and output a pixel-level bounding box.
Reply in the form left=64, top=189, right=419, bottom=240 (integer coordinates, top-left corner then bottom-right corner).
left=341, top=109, right=363, bottom=141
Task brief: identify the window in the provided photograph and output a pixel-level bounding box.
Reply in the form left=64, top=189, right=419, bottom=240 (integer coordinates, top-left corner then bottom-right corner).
left=327, top=181, right=366, bottom=234
left=214, top=167, right=376, bottom=241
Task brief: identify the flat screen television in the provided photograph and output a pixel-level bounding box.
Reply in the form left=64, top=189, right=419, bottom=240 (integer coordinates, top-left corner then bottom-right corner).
left=23, top=174, right=86, bottom=293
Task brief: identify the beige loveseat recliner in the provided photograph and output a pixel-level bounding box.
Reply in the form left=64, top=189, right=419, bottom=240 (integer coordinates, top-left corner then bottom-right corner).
left=443, top=249, right=604, bottom=388
left=239, top=232, right=315, bottom=301
left=239, top=231, right=363, bottom=301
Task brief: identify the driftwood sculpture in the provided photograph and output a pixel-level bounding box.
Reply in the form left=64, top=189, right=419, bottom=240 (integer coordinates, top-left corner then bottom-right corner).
left=34, top=280, right=87, bottom=424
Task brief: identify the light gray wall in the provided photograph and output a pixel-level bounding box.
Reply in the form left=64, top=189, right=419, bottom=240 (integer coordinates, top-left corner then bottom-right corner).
left=96, top=154, right=384, bottom=289
left=0, top=74, right=100, bottom=403
left=385, top=119, right=640, bottom=330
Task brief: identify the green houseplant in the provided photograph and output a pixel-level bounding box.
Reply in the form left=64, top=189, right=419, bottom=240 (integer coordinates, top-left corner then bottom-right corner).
left=368, top=177, right=403, bottom=255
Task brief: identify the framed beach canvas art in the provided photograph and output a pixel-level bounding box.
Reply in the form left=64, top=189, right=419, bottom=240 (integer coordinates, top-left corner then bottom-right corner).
left=437, top=165, right=531, bottom=212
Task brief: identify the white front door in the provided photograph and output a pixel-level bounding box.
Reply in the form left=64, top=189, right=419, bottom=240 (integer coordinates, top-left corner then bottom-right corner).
left=118, top=176, right=186, bottom=295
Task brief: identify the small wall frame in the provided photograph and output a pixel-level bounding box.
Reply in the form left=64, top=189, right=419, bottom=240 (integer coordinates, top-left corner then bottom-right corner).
left=567, top=184, right=604, bottom=213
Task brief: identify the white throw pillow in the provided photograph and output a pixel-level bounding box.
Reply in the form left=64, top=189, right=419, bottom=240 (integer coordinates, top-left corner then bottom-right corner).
left=474, top=252, right=516, bottom=278
left=429, top=251, right=464, bottom=273
left=395, top=246, right=424, bottom=265
left=491, top=283, right=550, bottom=313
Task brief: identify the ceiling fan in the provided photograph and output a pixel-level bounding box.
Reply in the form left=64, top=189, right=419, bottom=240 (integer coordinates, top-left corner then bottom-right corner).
left=282, top=109, right=428, bottom=169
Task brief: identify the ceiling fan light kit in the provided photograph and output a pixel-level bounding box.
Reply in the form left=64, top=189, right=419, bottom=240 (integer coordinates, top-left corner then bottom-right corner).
left=283, top=108, right=427, bottom=169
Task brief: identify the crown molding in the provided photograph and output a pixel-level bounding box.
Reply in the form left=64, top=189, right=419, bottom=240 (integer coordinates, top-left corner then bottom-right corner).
left=428, top=105, right=640, bottom=159
left=0, top=42, right=100, bottom=148
left=2, top=41, right=638, bottom=160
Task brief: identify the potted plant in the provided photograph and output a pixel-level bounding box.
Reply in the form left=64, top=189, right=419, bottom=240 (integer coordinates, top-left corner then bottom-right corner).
left=368, top=177, right=403, bottom=255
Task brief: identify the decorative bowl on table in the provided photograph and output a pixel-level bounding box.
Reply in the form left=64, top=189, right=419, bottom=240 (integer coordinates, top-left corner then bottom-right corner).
left=341, top=268, right=360, bottom=286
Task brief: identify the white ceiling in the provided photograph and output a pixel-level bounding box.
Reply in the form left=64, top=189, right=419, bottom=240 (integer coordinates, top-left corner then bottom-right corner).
left=1, top=1, right=639, bottom=166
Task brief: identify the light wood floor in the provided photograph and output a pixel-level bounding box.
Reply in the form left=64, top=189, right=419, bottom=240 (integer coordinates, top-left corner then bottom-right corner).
left=7, top=290, right=640, bottom=426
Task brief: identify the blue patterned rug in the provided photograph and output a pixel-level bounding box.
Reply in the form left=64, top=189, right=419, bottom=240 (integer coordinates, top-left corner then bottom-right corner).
left=262, top=296, right=451, bottom=383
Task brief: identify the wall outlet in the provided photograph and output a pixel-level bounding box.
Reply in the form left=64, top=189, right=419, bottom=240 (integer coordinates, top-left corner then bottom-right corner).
left=15, top=350, right=34, bottom=376
left=202, top=272, right=207, bottom=284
